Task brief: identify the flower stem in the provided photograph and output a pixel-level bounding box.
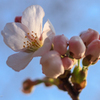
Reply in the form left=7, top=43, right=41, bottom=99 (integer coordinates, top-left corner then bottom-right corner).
left=78, top=59, right=80, bottom=68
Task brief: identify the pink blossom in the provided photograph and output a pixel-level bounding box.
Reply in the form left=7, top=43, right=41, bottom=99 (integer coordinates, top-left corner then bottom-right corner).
left=99, top=34, right=100, bottom=40
left=40, top=51, right=64, bottom=78
left=69, top=36, right=86, bottom=59
left=84, top=39, right=100, bottom=64
left=80, top=28, right=99, bottom=46
left=1, top=5, right=55, bottom=71
left=53, top=34, right=68, bottom=55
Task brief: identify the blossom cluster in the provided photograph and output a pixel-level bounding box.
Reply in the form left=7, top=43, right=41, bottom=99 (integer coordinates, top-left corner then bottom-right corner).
left=1, top=5, right=100, bottom=79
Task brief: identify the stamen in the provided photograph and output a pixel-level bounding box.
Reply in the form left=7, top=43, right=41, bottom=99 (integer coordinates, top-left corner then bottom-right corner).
left=29, top=43, right=31, bottom=45
left=23, top=45, right=25, bottom=48
left=35, top=37, right=37, bottom=39
left=35, top=33, right=37, bottom=35
left=23, top=31, right=42, bottom=52
left=31, top=34, right=34, bottom=37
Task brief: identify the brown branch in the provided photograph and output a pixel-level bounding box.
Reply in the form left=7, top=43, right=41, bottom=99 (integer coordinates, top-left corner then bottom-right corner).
left=64, top=80, right=80, bottom=100
left=58, top=71, right=80, bottom=100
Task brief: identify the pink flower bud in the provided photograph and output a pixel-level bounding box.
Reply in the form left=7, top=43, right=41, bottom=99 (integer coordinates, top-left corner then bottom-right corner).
left=69, top=36, right=86, bottom=59
left=99, top=34, right=100, bottom=40
left=40, top=51, right=64, bottom=78
left=83, top=39, right=100, bottom=65
left=62, top=57, right=74, bottom=70
left=80, top=28, right=99, bottom=46
left=15, top=16, right=22, bottom=23
left=53, top=34, right=68, bottom=55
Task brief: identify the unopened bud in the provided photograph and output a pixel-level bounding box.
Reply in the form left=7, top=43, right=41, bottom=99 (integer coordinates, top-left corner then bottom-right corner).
left=80, top=28, right=99, bottom=47
left=69, top=36, right=86, bottom=59
left=15, top=16, right=22, bottom=23
left=62, top=57, right=74, bottom=70
left=22, top=79, right=34, bottom=94
left=53, top=34, right=68, bottom=55
left=83, top=39, right=100, bottom=66
left=40, top=51, right=64, bottom=78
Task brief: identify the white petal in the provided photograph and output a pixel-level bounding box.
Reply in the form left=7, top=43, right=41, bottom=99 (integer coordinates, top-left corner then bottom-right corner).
left=7, top=52, right=34, bottom=71
left=22, top=5, right=45, bottom=37
left=1, top=23, right=30, bottom=51
left=42, top=20, right=55, bottom=43
left=32, top=38, right=52, bottom=57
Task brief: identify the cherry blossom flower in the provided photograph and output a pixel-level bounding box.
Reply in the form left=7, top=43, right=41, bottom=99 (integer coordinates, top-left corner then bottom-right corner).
left=1, top=5, right=55, bottom=71
left=40, top=51, right=64, bottom=78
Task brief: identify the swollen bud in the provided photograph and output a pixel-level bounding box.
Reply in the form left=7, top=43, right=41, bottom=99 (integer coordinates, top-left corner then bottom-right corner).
left=22, top=79, right=34, bottom=94
left=80, top=28, right=99, bottom=47
left=40, top=51, right=64, bottom=78
left=69, top=36, right=86, bottom=59
left=82, top=39, right=100, bottom=66
left=61, top=57, right=74, bottom=70
left=53, top=34, right=68, bottom=55
left=15, top=16, right=22, bottom=23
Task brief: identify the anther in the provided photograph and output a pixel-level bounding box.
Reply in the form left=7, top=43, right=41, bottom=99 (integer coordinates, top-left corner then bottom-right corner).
left=23, top=45, right=25, bottom=48
left=35, top=37, right=37, bottom=39
left=31, top=35, right=34, bottom=37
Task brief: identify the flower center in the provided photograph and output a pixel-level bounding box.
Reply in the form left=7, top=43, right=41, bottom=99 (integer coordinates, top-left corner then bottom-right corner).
left=23, top=31, right=42, bottom=52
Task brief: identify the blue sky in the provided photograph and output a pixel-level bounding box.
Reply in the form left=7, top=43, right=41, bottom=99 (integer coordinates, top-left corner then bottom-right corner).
left=0, top=0, right=100, bottom=100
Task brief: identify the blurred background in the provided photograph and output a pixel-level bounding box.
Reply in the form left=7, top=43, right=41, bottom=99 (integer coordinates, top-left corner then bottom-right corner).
left=0, top=0, right=100, bottom=100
